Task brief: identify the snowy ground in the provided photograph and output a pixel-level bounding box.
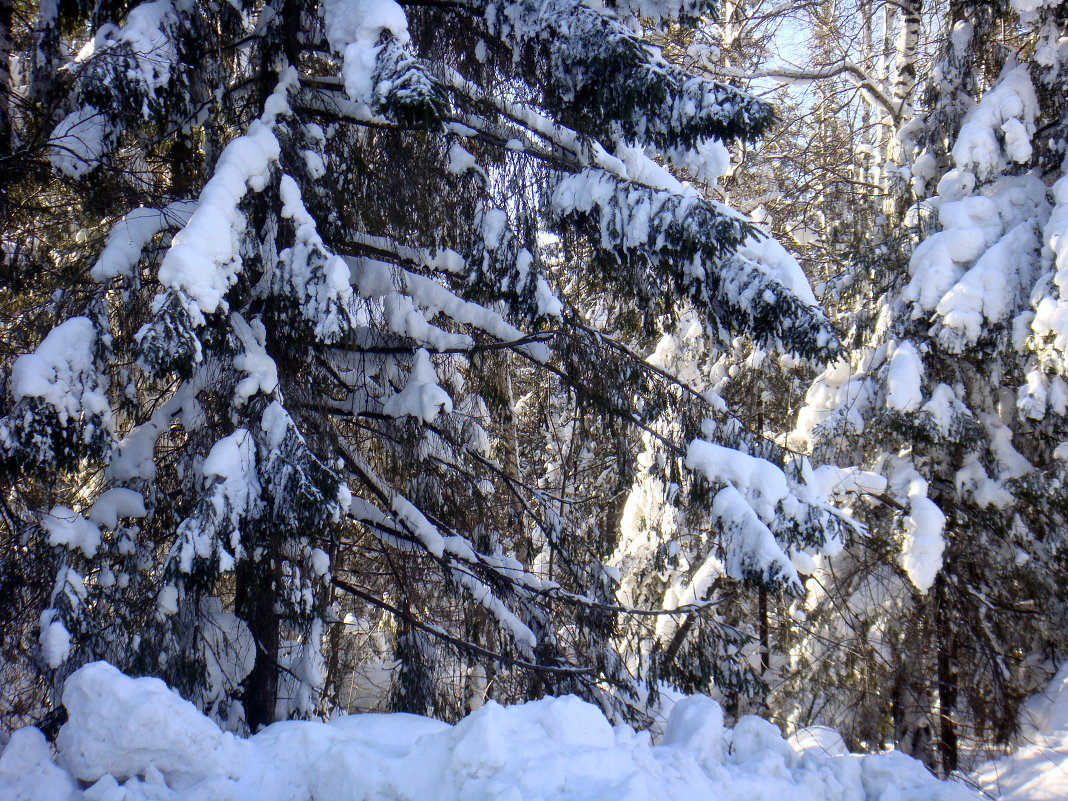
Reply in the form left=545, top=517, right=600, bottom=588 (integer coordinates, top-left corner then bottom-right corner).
left=0, top=662, right=977, bottom=801
left=974, top=663, right=1068, bottom=801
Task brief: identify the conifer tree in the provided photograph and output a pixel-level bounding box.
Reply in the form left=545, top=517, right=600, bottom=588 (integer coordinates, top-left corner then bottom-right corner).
left=1, top=0, right=843, bottom=730
left=785, top=0, right=1068, bottom=772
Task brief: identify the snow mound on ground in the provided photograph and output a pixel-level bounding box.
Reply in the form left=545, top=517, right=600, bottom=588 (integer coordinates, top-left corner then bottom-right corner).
left=55, top=662, right=241, bottom=785
left=974, top=662, right=1068, bottom=800
left=1, top=662, right=977, bottom=801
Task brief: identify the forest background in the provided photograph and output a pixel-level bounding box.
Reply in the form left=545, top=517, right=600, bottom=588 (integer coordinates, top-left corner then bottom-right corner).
left=2, top=0, right=1067, bottom=787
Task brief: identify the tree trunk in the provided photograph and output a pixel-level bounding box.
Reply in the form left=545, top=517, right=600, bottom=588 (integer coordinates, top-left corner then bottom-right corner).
left=936, top=579, right=959, bottom=775
left=0, top=0, right=12, bottom=157
left=758, top=585, right=769, bottom=675
left=30, top=3, right=60, bottom=106
left=235, top=550, right=281, bottom=731
left=893, top=0, right=922, bottom=118
left=169, top=131, right=197, bottom=198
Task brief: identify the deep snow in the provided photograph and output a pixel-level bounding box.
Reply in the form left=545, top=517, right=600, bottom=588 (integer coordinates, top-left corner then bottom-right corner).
left=974, top=662, right=1068, bottom=801
left=0, top=662, right=978, bottom=801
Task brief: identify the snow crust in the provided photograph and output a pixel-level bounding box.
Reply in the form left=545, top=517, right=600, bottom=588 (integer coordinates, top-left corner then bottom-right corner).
left=56, top=663, right=235, bottom=785
left=0, top=661, right=978, bottom=801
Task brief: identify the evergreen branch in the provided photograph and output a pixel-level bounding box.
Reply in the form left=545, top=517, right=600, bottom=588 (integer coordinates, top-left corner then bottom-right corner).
left=458, top=0, right=776, bottom=149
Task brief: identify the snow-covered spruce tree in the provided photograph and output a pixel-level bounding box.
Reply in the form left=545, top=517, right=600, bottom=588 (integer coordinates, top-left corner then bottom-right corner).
left=783, top=0, right=1068, bottom=772
left=738, top=0, right=947, bottom=758
left=0, top=0, right=845, bottom=730
left=682, top=6, right=905, bottom=715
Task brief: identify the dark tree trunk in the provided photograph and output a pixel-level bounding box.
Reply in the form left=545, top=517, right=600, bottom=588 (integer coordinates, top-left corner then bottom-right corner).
left=0, top=0, right=12, bottom=157
left=936, top=580, right=959, bottom=775
left=92, top=0, right=129, bottom=27
left=758, top=585, right=769, bottom=675
left=257, top=0, right=302, bottom=101
left=169, top=131, right=197, bottom=198
left=235, top=548, right=281, bottom=732
left=231, top=0, right=308, bottom=729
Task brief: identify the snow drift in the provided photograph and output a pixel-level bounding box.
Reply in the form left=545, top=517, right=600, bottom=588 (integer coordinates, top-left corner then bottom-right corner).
left=0, top=662, right=977, bottom=801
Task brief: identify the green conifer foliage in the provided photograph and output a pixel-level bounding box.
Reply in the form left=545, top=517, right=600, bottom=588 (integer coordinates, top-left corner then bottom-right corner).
left=0, top=0, right=841, bottom=731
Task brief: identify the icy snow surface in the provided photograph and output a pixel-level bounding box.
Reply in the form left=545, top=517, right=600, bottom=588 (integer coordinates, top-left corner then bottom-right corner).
left=0, top=662, right=978, bottom=801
